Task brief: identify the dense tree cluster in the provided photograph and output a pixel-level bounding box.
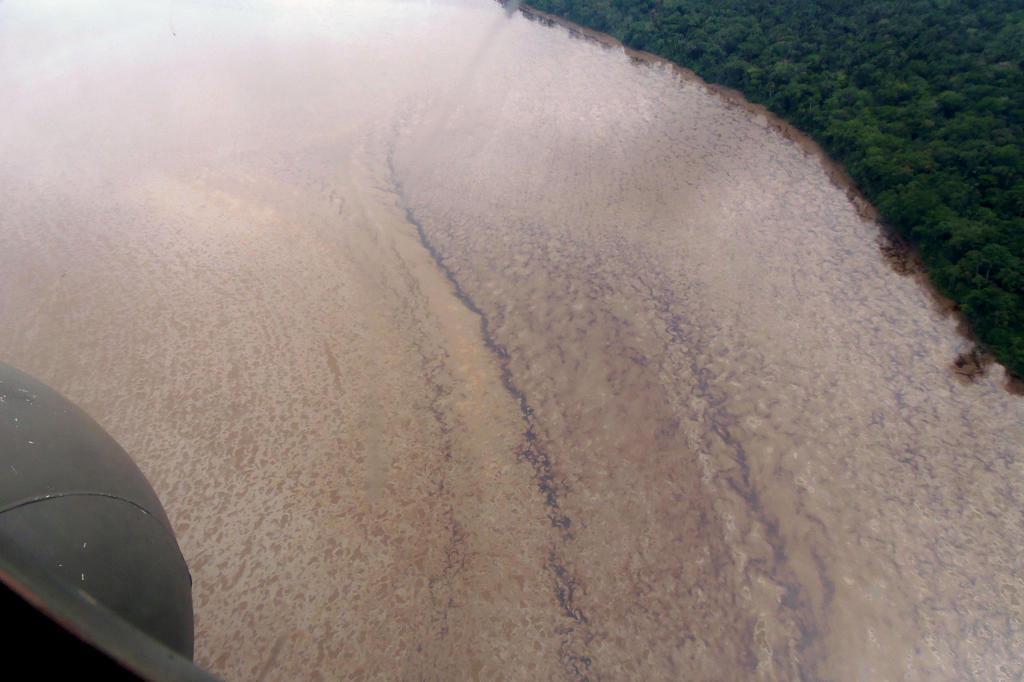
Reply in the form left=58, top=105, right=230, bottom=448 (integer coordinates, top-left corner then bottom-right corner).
left=528, top=0, right=1024, bottom=377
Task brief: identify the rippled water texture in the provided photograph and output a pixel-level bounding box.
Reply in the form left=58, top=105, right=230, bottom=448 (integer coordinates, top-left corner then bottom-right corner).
left=1, top=1, right=1022, bottom=679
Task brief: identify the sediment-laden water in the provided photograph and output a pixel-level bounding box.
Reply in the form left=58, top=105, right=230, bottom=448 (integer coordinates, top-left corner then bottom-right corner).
left=1, top=1, right=1021, bottom=680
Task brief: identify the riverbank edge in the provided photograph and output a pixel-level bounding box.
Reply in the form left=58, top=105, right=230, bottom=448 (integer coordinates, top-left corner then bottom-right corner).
left=504, top=0, right=1021, bottom=392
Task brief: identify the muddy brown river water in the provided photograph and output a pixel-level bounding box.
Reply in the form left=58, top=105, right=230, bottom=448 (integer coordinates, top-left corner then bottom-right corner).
left=1, top=1, right=1022, bottom=680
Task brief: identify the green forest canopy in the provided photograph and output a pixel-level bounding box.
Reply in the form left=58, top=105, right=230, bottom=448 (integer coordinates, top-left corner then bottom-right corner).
left=526, top=0, right=1024, bottom=378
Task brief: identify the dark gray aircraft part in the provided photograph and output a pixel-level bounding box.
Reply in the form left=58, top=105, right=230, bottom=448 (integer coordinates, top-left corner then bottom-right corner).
left=0, top=361, right=200, bottom=674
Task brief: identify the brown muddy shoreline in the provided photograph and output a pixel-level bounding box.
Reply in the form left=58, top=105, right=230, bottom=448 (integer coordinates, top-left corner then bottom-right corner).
left=509, top=1, right=1021, bottom=392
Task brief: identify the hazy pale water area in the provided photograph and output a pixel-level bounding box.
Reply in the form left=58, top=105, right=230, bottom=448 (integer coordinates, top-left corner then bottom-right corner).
left=1, top=1, right=1022, bottom=679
